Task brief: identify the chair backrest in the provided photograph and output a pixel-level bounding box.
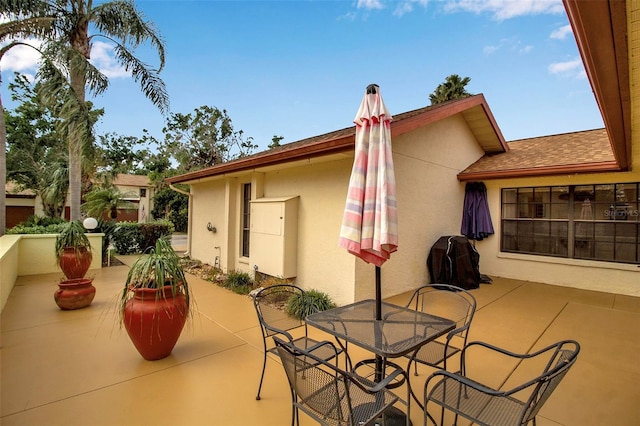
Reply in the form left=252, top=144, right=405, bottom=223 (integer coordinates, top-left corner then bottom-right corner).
left=521, top=340, right=580, bottom=423
left=274, top=337, right=355, bottom=424
left=408, top=284, right=476, bottom=342
left=253, top=284, right=306, bottom=339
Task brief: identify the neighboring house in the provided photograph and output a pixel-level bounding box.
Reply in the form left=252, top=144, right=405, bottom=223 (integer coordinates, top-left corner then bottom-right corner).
left=4, top=181, right=39, bottom=228
left=4, top=173, right=154, bottom=228
left=111, top=174, right=155, bottom=223
left=168, top=0, right=639, bottom=304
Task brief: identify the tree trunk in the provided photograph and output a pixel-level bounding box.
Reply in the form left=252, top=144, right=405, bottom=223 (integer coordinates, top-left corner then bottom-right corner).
left=0, top=89, right=6, bottom=236
left=68, top=21, right=91, bottom=221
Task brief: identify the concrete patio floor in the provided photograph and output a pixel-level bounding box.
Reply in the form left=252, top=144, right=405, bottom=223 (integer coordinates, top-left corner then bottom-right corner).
left=1, top=256, right=639, bottom=426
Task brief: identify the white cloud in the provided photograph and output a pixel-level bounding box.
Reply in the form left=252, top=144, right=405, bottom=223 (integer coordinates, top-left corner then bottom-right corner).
left=483, top=38, right=533, bottom=55
left=550, top=24, right=572, bottom=40
left=483, top=45, right=499, bottom=55
left=393, top=0, right=429, bottom=17
left=0, top=38, right=43, bottom=72
left=548, top=58, right=586, bottom=78
left=0, top=39, right=130, bottom=80
left=444, top=0, right=564, bottom=20
left=357, top=0, right=384, bottom=10
left=90, top=41, right=129, bottom=79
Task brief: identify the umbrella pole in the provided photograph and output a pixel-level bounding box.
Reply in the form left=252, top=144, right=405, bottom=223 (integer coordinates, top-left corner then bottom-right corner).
left=375, top=265, right=382, bottom=320
left=375, top=265, right=383, bottom=382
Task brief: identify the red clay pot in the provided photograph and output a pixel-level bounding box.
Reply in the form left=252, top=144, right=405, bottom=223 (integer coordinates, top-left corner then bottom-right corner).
left=58, top=247, right=92, bottom=279
left=123, top=286, right=189, bottom=361
left=54, top=278, right=96, bottom=310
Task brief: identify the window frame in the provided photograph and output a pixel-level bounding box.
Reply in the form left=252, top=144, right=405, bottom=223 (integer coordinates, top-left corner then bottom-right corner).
left=241, top=183, right=251, bottom=258
left=501, top=183, right=639, bottom=264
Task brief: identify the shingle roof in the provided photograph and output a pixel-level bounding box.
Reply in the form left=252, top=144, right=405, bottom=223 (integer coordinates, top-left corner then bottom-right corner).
left=168, top=94, right=506, bottom=184
left=4, top=181, right=35, bottom=197
left=112, top=174, right=151, bottom=187
left=458, top=128, right=619, bottom=181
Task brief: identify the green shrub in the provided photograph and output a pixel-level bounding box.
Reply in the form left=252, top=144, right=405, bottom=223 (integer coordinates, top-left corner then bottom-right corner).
left=112, top=222, right=143, bottom=254
left=7, top=223, right=66, bottom=234
left=286, top=289, right=336, bottom=320
left=222, top=270, right=254, bottom=294
left=139, top=221, right=173, bottom=253
left=111, top=221, right=174, bottom=255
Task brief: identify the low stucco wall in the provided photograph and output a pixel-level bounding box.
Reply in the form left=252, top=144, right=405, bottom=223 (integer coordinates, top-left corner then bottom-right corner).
left=0, top=235, right=21, bottom=312
left=0, top=234, right=103, bottom=313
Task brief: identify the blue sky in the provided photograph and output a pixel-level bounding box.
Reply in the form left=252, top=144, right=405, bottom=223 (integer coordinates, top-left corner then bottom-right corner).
left=1, top=0, right=604, bottom=152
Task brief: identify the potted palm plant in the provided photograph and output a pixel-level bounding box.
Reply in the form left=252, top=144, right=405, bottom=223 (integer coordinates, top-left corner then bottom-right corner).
left=120, top=237, right=192, bottom=360
left=54, top=220, right=96, bottom=310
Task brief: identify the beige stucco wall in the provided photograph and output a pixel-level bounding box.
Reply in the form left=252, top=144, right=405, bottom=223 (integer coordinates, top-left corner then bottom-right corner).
left=16, top=234, right=103, bottom=276
left=189, top=180, right=231, bottom=271
left=187, top=114, right=487, bottom=305
left=114, top=184, right=154, bottom=222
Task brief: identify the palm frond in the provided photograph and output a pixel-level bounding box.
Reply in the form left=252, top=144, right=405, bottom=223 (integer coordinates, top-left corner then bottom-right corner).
left=112, top=43, right=169, bottom=114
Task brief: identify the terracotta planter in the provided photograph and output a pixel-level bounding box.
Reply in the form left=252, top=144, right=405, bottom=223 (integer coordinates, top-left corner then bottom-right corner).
left=54, top=278, right=96, bottom=310
left=58, top=246, right=93, bottom=279
left=123, top=286, right=189, bottom=361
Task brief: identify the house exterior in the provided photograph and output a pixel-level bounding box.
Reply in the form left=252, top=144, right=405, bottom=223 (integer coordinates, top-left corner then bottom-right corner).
left=168, top=0, right=639, bottom=304
left=4, top=173, right=154, bottom=228
left=110, top=174, right=155, bottom=223
left=4, top=182, right=38, bottom=229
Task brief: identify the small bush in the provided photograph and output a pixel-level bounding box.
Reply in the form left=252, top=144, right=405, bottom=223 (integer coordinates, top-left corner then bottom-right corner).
left=222, top=270, right=254, bottom=294
left=286, top=289, right=336, bottom=320
left=111, top=221, right=173, bottom=255
left=112, top=222, right=143, bottom=254
left=139, top=221, right=173, bottom=253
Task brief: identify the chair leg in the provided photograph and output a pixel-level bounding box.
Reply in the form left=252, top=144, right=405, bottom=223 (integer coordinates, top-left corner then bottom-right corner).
left=256, top=349, right=268, bottom=400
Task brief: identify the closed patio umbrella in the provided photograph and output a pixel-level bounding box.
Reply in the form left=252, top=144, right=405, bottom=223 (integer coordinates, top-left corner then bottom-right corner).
left=338, top=83, right=398, bottom=321
left=461, top=181, right=494, bottom=241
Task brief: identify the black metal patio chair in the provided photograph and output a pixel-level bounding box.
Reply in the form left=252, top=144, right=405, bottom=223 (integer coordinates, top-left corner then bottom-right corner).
left=274, top=336, right=409, bottom=426
left=404, top=284, right=477, bottom=375
left=424, top=339, right=580, bottom=426
left=252, top=284, right=343, bottom=400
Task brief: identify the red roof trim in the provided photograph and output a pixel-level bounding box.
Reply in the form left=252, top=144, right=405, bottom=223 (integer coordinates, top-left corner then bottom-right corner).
left=167, top=95, right=505, bottom=184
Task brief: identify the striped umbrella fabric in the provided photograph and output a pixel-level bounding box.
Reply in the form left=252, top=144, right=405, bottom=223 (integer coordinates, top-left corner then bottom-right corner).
left=338, top=84, right=398, bottom=267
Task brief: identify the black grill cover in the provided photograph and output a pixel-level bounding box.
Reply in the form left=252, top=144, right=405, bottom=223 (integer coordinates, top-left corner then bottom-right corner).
left=427, top=236, right=480, bottom=290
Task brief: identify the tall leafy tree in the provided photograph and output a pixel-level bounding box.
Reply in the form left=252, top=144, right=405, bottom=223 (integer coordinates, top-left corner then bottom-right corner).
left=96, top=132, right=151, bottom=178
left=429, top=74, right=473, bottom=105
left=1, top=0, right=169, bottom=221
left=161, top=106, right=258, bottom=173
left=5, top=73, right=103, bottom=218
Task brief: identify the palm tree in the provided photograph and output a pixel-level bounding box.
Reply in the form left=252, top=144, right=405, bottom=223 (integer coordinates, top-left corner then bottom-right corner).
left=0, top=0, right=169, bottom=222
left=429, top=74, right=473, bottom=105
left=82, top=186, right=136, bottom=220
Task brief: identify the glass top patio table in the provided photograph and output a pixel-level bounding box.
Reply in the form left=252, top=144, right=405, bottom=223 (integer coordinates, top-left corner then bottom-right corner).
left=306, top=299, right=455, bottom=359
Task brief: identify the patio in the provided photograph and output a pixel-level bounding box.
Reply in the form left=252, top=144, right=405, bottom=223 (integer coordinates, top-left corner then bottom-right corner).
left=1, top=255, right=639, bottom=426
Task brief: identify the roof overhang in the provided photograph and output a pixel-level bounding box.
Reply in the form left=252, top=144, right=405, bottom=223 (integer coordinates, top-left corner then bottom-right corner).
left=563, top=0, right=630, bottom=170
left=167, top=94, right=507, bottom=185
left=458, top=160, right=621, bottom=182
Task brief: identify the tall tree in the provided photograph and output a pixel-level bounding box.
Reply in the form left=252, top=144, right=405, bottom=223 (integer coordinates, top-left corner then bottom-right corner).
left=161, top=106, right=258, bottom=174
left=96, top=132, right=151, bottom=178
left=429, top=74, right=473, bottom=105
left=5, top=73, right=103, bottom=217
left=1, top=0, right=169, bottom=221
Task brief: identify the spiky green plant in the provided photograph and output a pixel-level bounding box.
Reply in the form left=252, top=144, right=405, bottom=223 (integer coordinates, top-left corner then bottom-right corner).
left=120, top=237, right=191, bottom=317
left=285, top=289, right=336, bottom=320
left=55, top=219, right=91, bottom=260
